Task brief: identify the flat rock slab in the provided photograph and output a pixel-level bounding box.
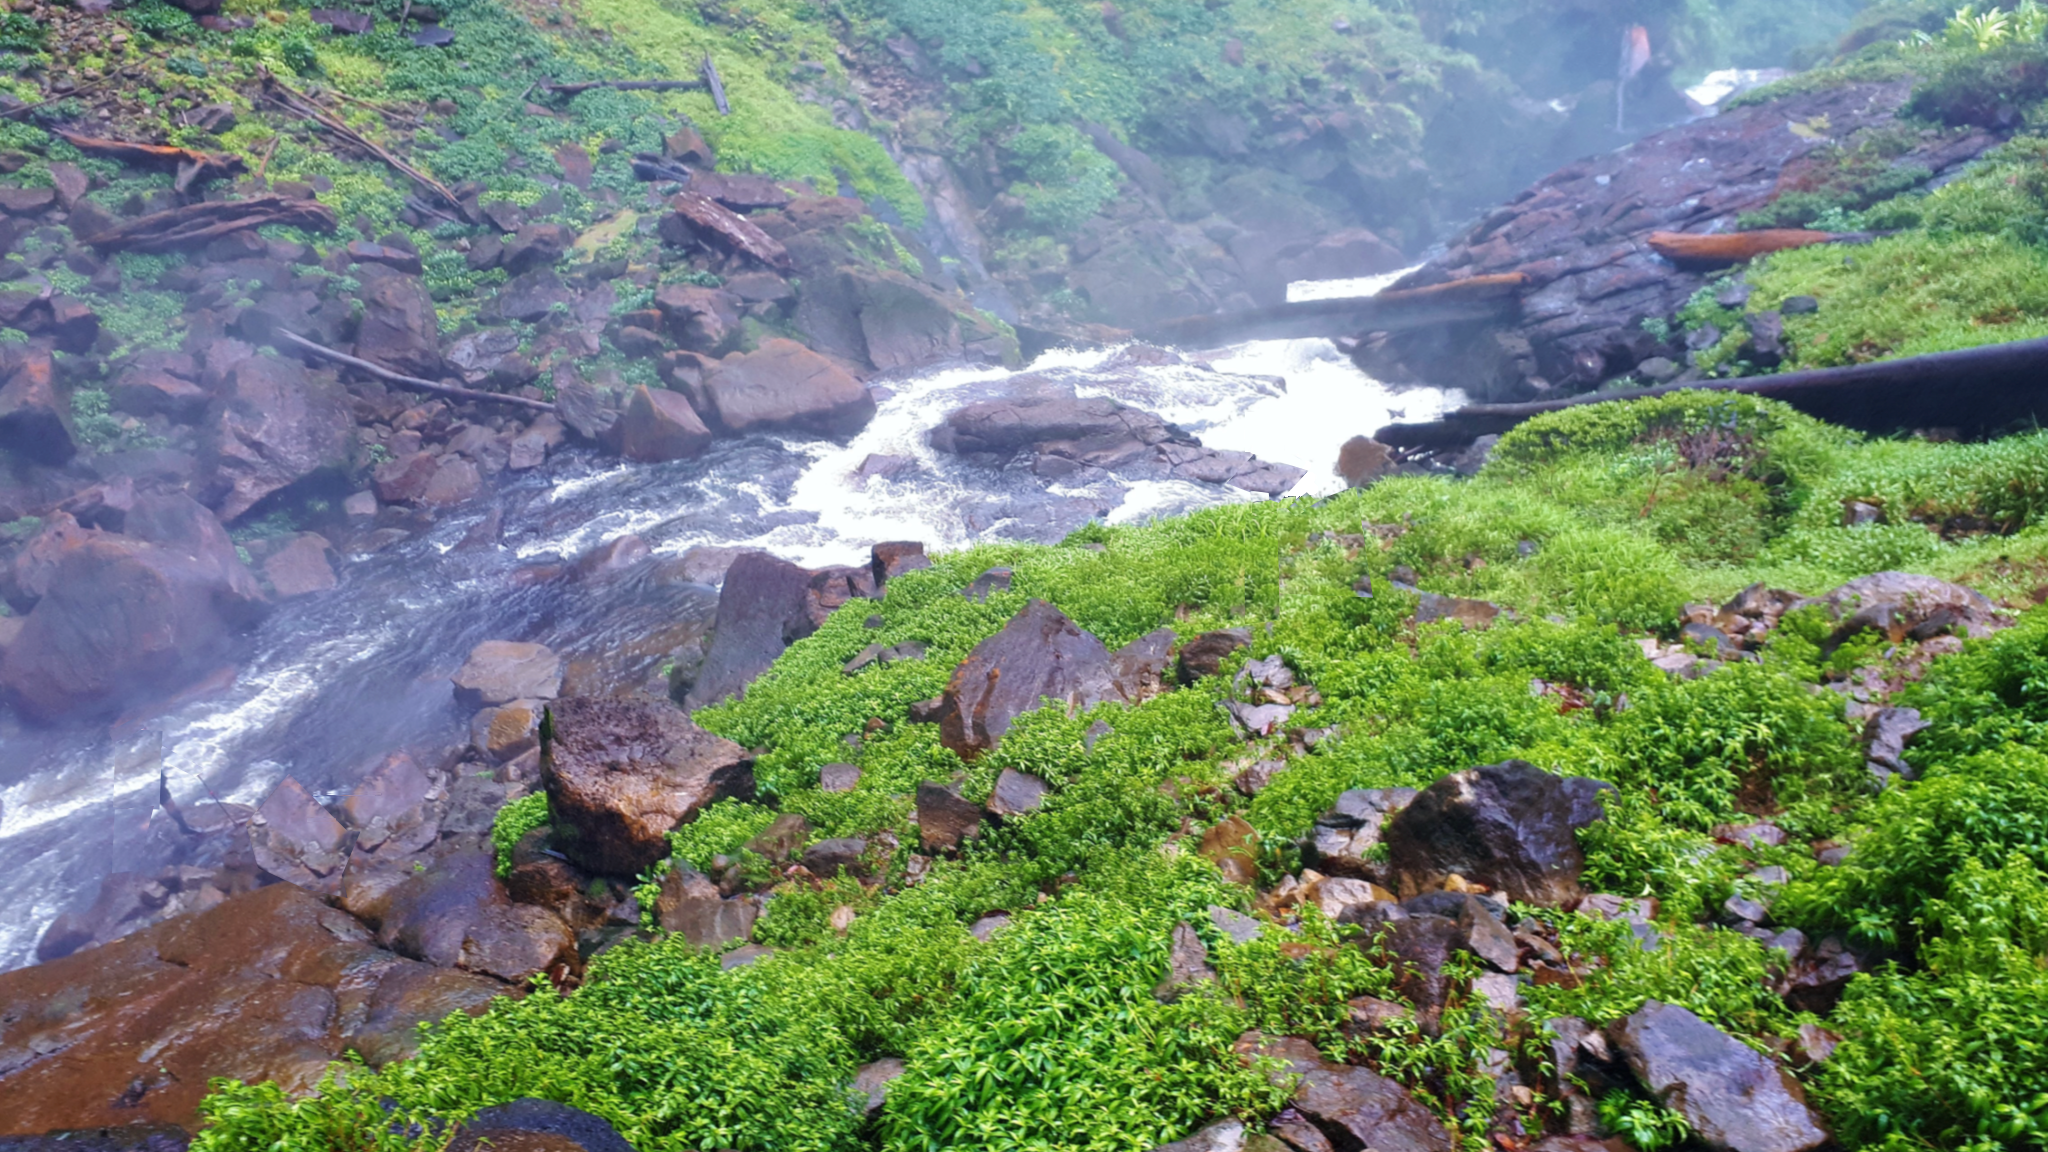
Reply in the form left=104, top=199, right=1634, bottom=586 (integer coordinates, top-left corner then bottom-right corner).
left=1614, top=1001, right=1829, bottom=1152
left=452, top=641, right=563, bottom=709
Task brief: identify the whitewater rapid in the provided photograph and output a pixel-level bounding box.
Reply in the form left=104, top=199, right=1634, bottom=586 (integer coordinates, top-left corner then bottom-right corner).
left=0, top=317, right=1462, bottom=969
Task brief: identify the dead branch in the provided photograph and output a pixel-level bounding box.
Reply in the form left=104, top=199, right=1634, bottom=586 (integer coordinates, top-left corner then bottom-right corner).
left=275, top=330, right=557, bottom=413
left=702, top=55, right=729, bottom=115
left=81, top=195, right=337, bottom=253
left=53, top=130, right=245, bottom=193
left=261, top=73, right=474, bottom=224
left=0, top=77, right=111, bottom=120
left=1646, top=229, right=1841, bottom=269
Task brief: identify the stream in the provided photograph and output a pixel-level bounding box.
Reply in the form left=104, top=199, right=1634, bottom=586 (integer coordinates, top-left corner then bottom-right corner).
left=0, top=312, right=1462, bottom=970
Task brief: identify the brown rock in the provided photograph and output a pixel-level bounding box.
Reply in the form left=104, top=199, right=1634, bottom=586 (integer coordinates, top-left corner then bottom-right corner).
left=452, top=640, right=563, bottom=709
left=110, top=367, right=209, bottom=423
left=744, top=812, right=812, bottom=863
left=346, top=239, right=424, bottom=275
left=350, top=847, right=576, bottom=983
left=1336, top=435, right=1394, bottom=488
left=372, top=451, right=440, bottom=505
left=654, top=283, right=742, bottom=354
left=1292, top=1058, right=1453, bottom=1152
left=1383, top=760, right=1611, bottom=905
left=352, top=269, right=443, bottom=379
left=703, top=338, right=875, bottom=436
left=202, top=351, right=354, bottom=523
left=1177, top=628, right=1251, bottom=683
left=0, top=348, right=75, bottom=465
left=338, top=752, right=439, bottom=856
left=1199, top=814, right=1259, bottom=886
left=654, top=863, right=757, bottom=947
left=502, top=223, right=576, bottom=276
left=1110, top=626, right=1177, bottom=703
left=542, top=697, right=755, bottom=876
left=619, top=385, right=713, bottom=462
left=250, top=775, right=351, bottom=895
left=935, top=599, right=1117, bottom=758
left=554, top=144, right=594, bottom=190
left=262, top=532, right=337, bottom=597
left=420, top=454, right=482, bottom=507
left=0, top=884, right=505, bottom=1135
left=871, top=540, right=932, bottom=583
left=915, top=781, right=982, bottom=852
left=447, top=1099, right=637, bottom=1152
left=472, top=699, right=544, bottom=764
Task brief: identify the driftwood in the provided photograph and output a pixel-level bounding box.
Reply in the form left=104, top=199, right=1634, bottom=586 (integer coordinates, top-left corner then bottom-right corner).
left=1142, top=273, right=1529, bottom=347
left=54, top=131, right=245, bottom=193
left=261, top=74, right=475, bottom=225
left=1375, top=335, right=2048, bottom=449
left=702, top=55, right=730, bottom=116
left=275, top=330, right=557, bottom=413
left=668, top=190, right=791, bottom=271
left=1646, top=229, right=1842, bottom=269
left=81, top=195, right=337, bottom=253
left=543, top=78, right=707, bottom=96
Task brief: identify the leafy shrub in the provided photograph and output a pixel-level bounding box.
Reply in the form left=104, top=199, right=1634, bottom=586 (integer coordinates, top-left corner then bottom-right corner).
left=489, top=791, right=549, bottom=878
left=1005, top=124, right=1121, bottom=233
left=1902, top=609, right=2048, bottom=761
left=1904, top=40, right=2048, bottom=125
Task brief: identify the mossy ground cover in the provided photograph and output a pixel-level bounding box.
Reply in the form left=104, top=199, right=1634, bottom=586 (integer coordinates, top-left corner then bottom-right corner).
left=193, top=393, right=2048, bottom=1150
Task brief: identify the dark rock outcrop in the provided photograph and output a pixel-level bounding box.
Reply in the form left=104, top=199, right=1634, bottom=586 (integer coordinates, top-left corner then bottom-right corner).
left=935, top=599, right=1117, bottom=758
left=702, top=338, right=875, bottom=436
left=916, top=781, right=984, bottom=852
left=1613, top=1001, right=1829, bottom=1152
left=201, top=349, right=354, bottom=523
left=1383, top=760, right=1610, bottom=905
left=541, top=696, right=755, bottom=876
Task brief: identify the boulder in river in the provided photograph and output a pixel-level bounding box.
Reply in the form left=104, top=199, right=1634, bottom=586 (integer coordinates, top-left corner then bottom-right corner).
left=452, top=640, right=563, bottom=709
left=703, top=337, right=875, bottom=436
left=250, top=775, right=351, bottom=896
left=618, top=384, right=714, bottom=463
left=1613, top=1001, right=1829, bottom=1152
left=542, top=696, right=756, bottom=876
left=1383, top=759, right=1611, bottom=905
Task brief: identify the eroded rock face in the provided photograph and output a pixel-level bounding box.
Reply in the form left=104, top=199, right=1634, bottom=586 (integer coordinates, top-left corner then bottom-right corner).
left=935, top=599, right=1117, bottom=758
left=0, top=884, right=503, bottom=1135
left=541, top=696, right=755, bottom=876
left=1613, top=1001, right=1829, bottom=1152
left=1383, top=760, right=1610, bottom=905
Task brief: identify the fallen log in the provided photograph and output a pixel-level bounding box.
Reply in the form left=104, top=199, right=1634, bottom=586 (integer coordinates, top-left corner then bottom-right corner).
left=80, top=195, right=337, bottom=253
left=543, top=78, right=707, bottom=96
left=274, top=330, right=557, bottom=414
left=1646, top=229, right=1844, bottom=269
left=666, top=190, right=791, bottom=271
left=702, top=54, right=729, bottom=116
left=53, top=131, right=244, bottom=193
left=261, top=74, right=475, bottom=225
left=1375, top=335, right=2048, bottom=449
left=1, top=78, right=111, bottom=121
left=1142, top=273, right=1528, bottom=347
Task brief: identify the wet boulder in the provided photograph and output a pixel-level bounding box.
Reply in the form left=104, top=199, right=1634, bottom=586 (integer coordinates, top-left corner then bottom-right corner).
left=1613, top=1001, right=1829, bottom=1152
left=0, top=497, right=267, bottom=723
left=654, top=862, right=757, bottom=948
left=618, top=384, right=713, bottom=463
left=1307, top=787, right=1419, bottom=878
left=452, top=640, right=563, bottom=709
left=338, top=751, right=441, bottom=857
left=934, top=599, right=1117, bottom=758
left=703, top=338, right=875, bottom=436
left=349, top=847, right=576, bottom=984
left=541, top=696, right=755, bottom=876
left=684, top=551, right=880, bottom=709
left=201, top=349, right=354, bottom=523
left=1383, top=760, right=1611, bottom=905
left=261, top=532, right=338, bottom=597
left=0, top=884, right=503, bottom=1135
left=250, top=775, right=351, bottom=896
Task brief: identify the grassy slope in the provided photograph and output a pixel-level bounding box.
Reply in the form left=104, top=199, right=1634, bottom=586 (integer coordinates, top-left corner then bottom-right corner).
left=195, top=393, right=2048, bottom=1151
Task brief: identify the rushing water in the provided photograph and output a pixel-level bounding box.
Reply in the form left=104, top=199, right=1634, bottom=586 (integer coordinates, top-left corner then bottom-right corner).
left=0, top=312, right=1462, bottom=970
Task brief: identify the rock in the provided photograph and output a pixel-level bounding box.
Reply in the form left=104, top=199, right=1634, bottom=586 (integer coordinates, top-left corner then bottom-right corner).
left=0, top=349, right=75, bottom=465
left=962, top=566, right=1013, bottom=602
left=1781, top=295, right=1820, bottom=315
left=109, top=365, right=209, bottom=424
left=703, top=338, right=875, bottom=436
left=1613, top=1001, right=1829, bottom=1152
left=345, top=239, right=422, bottom=275
left=311, top=8, right=375, bottom=33
left=969, top=912, right=1010, bottom=941
left=618, top=385, right=713, bottom=462
left=1307, top=787, right=1418, bottom=877
left=471, top=699, right=544, bottom=764
left=1383, top=760, right=1611, bottom=905
left=1209, top=904, right=1261, bottom=944
left=1336, top=435, right=1394, bottom=488
left=1178, top=628, right=1252, bottom=683
left=0, top=1125, right=192, bottom=1151
left=934, top=599, right=1118, bottom=758
left=654, top=284, right=742, bottom=354
left=871, top=540, right=932, bottom=583
left=1155, top=1120, right=1245, bottom=1152
left=501, top=223, right=575, bottom=276
left=685, top=551, right=880, bottom=709
left=488, top=268, right=579, bottom=324
left=447, top=1099, right=636, bottom=1152
left=1372, top=912, right=1463, bottom=1017
left=0, top=497, right=267, bottom=723
left=350, top=848, right=576, bottom=984
left=0, top=884, right=503, bottom=1134
left=420, top=456, right=482, bottom=507
left=452, top=641, right=562, bottom=709
left=1821, top=571, right=1999, bottom=653
left=262, top=533, right=337, bottom=597
left=338, top=752, right=439, bottom=856
left=654, top=863, right=756, bottom=947
left=1156, top=922, right=1217, bottom=1001
left=1866, top=706, right=1930, bottom=779
left=819, top=762, right=861, bottom=792
left=744, top=812, right=812, bottom=863
left=1110, top=627, right=1177, bottom=704
left=1290, top=1053, right=1453, bottom=1152
left=988, top=768, right=1050, bottom=817
left=850, top=1057, right=907, bottom=1121
left=1199, top=815, right=1259, bottom=886
left=542, top=696, right=756, bottom=876
left=1313, top=877, right=1395, bottom=922
left=1777, top=934, right=1869, bottom=1014
left=1413, top=592, right=1503, bottom=631
left=802, top=837, right=867, bottom=878
left=1458, top=895, right=1519, bottom=972
left=250, top=775, right=350, bottom=895
left=202, top=351, right=354, bottom=523
left=352, top=269, right=443, bottom=379
left=916, top=781, right=983, bottom=852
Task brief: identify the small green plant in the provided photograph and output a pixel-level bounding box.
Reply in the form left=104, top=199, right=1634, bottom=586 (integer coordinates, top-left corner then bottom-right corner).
left=490, top=791, right=551, bottom=878
left=1599, top=1091, right=1695, bottom=1151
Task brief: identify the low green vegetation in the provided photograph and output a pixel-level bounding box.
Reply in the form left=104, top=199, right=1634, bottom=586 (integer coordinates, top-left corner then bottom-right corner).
left=191, top=392, right=2048, bottom=1149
